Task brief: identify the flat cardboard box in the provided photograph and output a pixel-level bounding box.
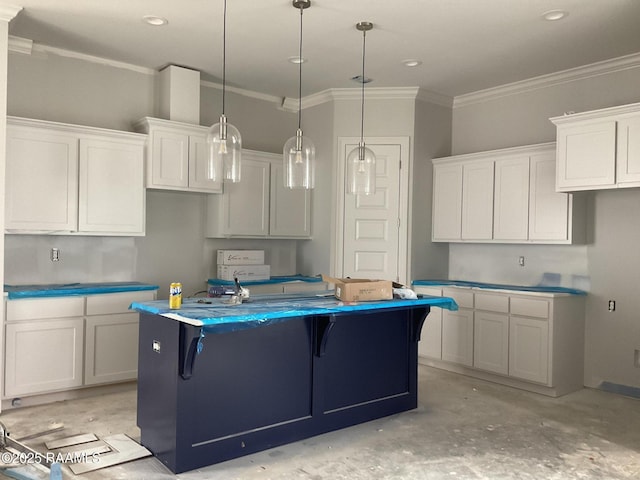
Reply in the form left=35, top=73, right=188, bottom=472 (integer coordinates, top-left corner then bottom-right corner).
left=217, top=264, right=271, bottom=281
left=322, top=275, right=393, bottom=302
left=217, top=250, right=265, bottom=265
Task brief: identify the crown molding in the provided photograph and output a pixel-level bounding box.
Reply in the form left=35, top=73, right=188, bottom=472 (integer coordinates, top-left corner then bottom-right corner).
left=8, top=35, right=32, bottom=55
left=454, top=51, right=640, bottom=108
left=0, top=4, right=22, bottom=23
left=281, top=86, right=439, bottom=113
left=200, top=80, right=282, bottom=106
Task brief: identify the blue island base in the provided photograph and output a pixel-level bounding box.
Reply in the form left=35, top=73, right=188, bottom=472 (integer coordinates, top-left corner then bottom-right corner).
left=137, top=304, right=430, bottom=473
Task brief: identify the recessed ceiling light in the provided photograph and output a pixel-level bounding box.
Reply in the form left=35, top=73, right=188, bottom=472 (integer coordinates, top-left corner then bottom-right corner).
left=542, top=10, right=568, bottom=21
left=288, top=56, right=307, bottom=64
left=143, top=15, right=168, bottom=26
left=402, top=59, right=422, bottom=67
left=351, top=75, right=372, bottom=84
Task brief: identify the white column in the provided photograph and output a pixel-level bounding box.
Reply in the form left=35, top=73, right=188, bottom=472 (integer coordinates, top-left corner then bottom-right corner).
left=0, top=4, right=24, bottom=413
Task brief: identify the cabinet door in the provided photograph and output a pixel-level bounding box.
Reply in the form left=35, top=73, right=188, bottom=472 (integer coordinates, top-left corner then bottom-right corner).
left=5, top=125, right=78, bottom=231
left=269, top=163, right=311, bottom=237
left=78, top=137, right=145, bottom=234
left=556, top=120, right=616, bottom=191
left=474, top=311, right=509, bottom=375
left=414, top=287, right=442, bottom=359
left=616, top=115, right=640, bottom=186
left=149, top=129, right=189, bottom=188
left=493, top=156, right=529, bottom=241
left=509, top=316, right=549, bottom=384
left=432, top=163, right=462, bottom=241
left=461, top=161, right=494, bottom=240
left=85, top=313, right=139, bottom=385
left=220, top=157, right=270, bottom=236
left=442, top=308, right=474, bottom=366
left=529, top=152, right=569, bottom=241
left=5, top=318, right=84, bottom=396
left=188, top=133, right=223, bottom=193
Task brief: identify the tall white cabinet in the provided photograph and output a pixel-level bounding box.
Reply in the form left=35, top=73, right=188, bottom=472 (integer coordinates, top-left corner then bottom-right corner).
left=5, top=117, right=146, bottom=235
left=432, top=142, right=585, bottom=244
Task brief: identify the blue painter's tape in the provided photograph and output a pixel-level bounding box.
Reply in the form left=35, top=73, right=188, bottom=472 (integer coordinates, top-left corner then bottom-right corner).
left=411, top=279, right=587, bottom=295
left=5, top=282, right=159, bottom=299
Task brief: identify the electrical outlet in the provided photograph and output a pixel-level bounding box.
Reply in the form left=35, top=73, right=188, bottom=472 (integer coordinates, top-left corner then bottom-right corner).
left=518, top=256, right=525, bottom=267
left=51, top=247, right=60, bottom=262
left=608, top=300, right=616, bottom=312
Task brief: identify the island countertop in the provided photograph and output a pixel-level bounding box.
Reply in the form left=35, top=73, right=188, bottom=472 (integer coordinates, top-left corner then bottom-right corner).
left=130, top=293, right=458, bottom=332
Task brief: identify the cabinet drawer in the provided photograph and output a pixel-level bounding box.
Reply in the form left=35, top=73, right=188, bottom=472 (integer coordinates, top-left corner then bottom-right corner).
left=510, top=297, right=549, bottom=319
left=442, top=288, right=474, bottom=309
left=86, top=290, right=156, bottom=315
left=474, top=293, right=509, bottom=313
left=6, top=297, right=85, bottom=322
left=414, top=286, right=442, bottom=297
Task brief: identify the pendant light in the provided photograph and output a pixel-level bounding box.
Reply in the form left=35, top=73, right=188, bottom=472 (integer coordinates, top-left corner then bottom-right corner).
left=207, top=0, right=242, bottom=183
left=283, top=0, right=315, bottom=189
left=347, top=21, right=376, bottom=195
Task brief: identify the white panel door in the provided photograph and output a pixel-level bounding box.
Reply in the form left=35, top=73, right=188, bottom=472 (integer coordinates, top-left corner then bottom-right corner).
left=493, top=156, right=529, bottom=241
left=616, top=114, right=640, bottom=186
left=342, top=143, right=401, bottom=281
left=5, top=125, right=78, bottom=231
left=78, top=137, right=144, bottom=234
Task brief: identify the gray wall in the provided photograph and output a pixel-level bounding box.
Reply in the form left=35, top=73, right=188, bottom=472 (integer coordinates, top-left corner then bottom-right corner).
left=451, top=66, right=640, bottom=390
left=5, top=50, right=299, bottom=299
left=411, top=98, right=452, bottom=282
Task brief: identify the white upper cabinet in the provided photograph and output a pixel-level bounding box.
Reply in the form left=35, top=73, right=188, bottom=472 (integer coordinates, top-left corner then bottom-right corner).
left=493, top=156, right=529, bottom=241
left=432, top=163, right=463, bottom=241
left=461, top=160, right=494, bottom=240
left=135, top=117, right=222, bottom=193
left=6, top=117, right=146, bottom=235
left=551, top=102, right=640, bottom=191
left=206, top=150, right=311, bottom=238
left=432, top=143, right=584, bottom=244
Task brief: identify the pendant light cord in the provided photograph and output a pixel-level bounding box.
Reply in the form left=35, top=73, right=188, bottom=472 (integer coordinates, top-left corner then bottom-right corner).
left=360, top=29, right=366, bottom=144
left=297, top=5, right=303, bottom=130
left=222, top=0, right=227, bottom=115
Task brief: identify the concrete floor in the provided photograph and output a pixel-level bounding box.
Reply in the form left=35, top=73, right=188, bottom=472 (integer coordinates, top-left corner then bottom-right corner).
left=1, top=365, right=639, bottom=480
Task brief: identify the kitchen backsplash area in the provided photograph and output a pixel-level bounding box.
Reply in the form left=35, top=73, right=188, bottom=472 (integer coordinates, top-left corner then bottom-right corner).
left=448, top=243, right=590, bottom=291
left=5, top=235, right=138, bottom=285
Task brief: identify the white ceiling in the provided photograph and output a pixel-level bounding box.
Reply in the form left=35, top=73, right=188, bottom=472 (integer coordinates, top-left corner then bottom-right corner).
left=5, top=0, right=640, bottom=101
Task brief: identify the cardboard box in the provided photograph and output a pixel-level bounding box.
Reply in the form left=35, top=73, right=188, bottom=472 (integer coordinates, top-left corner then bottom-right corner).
left=217, top=264, right=270, bottom=281
left=217, top=250, right=265, bottom=265
left=322, top=275, right=393, bottom=302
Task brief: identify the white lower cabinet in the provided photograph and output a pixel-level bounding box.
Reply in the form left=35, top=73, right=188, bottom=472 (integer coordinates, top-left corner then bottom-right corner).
left=5, top=318, right=84, bottom=397
left=240, top=282, right=328, bottom=295
left=415, top=285, right=585, bottom=396
left=4, top=290, right=156, bottom=399
left=441, top=287, right=474, bottom=366
left=508, top=316, right=549, bottom=384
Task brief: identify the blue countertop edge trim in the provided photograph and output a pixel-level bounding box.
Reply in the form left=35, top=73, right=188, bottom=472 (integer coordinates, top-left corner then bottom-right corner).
left=208, top=275, right=324, bottom=286
left=412, top=279, right=587, bottom=296
left=5, top=282, right=160, bottom=299
left=130, top=295, right=458, bottom=334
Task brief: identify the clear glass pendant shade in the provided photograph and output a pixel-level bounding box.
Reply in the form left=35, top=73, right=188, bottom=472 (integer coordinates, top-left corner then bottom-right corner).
left=207, top=114, right=242, bottom=183
left=347, top=142, right=376, bottom=195
left=284, top=128, right=315, bottom=189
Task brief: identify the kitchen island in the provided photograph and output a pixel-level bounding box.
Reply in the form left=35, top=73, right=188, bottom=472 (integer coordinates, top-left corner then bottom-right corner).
left=130, top=293, right=457, bottom=473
